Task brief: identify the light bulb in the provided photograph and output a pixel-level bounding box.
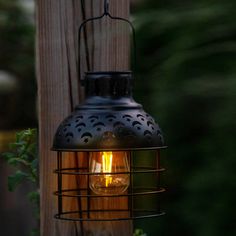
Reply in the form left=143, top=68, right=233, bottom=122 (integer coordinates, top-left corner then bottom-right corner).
left=89, top=151, right=130, bottom=195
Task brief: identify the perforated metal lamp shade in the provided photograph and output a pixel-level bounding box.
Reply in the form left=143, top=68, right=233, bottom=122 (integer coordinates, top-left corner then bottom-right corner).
left=52, top=71, right=167, bottom=223
left=53, top=71, right=166, bottom=151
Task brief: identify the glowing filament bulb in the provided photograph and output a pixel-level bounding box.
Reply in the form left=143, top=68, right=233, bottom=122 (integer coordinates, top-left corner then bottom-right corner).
left=102, top=152, right=113, bottom=187
left=89, top=151, right=130, bottom=195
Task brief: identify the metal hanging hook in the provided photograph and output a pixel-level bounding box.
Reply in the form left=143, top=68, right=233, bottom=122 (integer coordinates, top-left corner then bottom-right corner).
left=104, top=0, right=110, bottom=15
left=78, top=0, right=137, bottom=83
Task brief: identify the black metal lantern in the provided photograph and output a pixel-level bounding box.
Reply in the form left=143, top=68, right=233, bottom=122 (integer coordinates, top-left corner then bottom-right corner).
left=52, top=0, right=167, bottom=225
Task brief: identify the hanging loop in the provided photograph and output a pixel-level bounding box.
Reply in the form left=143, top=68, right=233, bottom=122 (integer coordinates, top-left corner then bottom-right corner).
left=78, top=1, right=137, bottom=84
left=104, top=0, right=109, bottom=15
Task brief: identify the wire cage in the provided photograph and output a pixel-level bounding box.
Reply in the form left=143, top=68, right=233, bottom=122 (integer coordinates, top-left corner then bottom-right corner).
left=52, top=71, right=167, bottom=222
left=53, top=149, right=166, bottom=221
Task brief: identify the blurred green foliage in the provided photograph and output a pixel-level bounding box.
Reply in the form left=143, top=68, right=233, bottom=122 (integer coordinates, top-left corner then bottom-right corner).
left=133, top=0, right=236, bottom=235
left=0, top=0, right=36, bottom=129
left=133, top=229, right=147, bottom=236
left=2, top=129, right=39, bottom=235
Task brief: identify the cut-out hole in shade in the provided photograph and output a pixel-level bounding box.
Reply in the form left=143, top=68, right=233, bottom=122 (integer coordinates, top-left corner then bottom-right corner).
left=81, top=132, right=92, bottom=144
left=81, top=132, right=93, bottom=138
left=66, top=132, right=73, bottom=138
left=63, top=124, right=71, bottom=132
left=123, top=114, right=132, bottom=118
left=89, top=115, right=98, bottom=119
left=76, top=123, right=86, bottom=128
left=132, top=121, right=142, bottom=127
left=144, top=130, right=152, bottom=136
left=147, top=121, right=154, bottom=127
left=137, top=114, right=145, bottom=118
left=93, top=122, right=105, bottom=127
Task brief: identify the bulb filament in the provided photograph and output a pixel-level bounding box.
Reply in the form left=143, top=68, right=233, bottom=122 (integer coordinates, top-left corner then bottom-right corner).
left=102, top=152, right=113, bottom=187
left=89, top=151, right=130, bottom=195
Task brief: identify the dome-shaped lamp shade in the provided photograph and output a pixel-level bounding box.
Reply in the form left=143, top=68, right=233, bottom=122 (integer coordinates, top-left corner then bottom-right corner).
left=53, top=71, right=166, bottom=151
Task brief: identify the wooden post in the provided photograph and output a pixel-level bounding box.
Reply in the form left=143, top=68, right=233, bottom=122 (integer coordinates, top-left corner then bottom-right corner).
left=37, top=0, right=132, bottom=235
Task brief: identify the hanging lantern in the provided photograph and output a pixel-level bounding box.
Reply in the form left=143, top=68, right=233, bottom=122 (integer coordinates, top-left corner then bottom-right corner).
left=52, top=0, right=167, bottom=224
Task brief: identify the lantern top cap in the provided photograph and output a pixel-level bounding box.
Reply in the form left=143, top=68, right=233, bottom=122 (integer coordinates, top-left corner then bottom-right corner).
left=84, top=71, right=133, bottom=81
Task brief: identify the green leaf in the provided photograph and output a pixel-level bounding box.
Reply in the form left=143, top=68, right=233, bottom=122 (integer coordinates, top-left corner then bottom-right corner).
left=10, top=141, right=26, bottom=148
left=28, top=191, right=39, bottom=204
left=8, top=170, right=28, bottom=191
left=27, top=175, right=37, bottom=183
left=133, top=229, right=147, bottom=236
left=31, top=158, right=38, bottom=169
left=7, top=157, right=30, bottom=167
left=30, top=228, right=40, bottom=236
left=1, top=152, right=16, bottom=161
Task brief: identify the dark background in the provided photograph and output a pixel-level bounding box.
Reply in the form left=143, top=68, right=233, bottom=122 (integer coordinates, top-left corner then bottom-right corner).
left=0, top=0, right=236, bottom=235
left=133, top=0, right=236, bottom=235
left=0, top=0, right=36, bottom=235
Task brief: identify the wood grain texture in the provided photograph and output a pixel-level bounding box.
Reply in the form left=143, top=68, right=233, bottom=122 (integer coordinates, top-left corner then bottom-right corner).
left=37, top=0, right=131, bottom=235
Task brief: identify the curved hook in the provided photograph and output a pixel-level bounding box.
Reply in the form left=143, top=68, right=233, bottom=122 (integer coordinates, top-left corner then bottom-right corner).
left=78, top=1, right=137, bottom=84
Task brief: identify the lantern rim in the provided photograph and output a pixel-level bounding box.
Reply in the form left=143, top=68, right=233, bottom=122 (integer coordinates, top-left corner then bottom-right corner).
left=51, top=146, right=167, bottom=152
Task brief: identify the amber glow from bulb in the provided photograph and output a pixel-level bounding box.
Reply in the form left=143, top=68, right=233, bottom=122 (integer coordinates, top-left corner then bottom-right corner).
left=89, top=151, right=130, bottom=195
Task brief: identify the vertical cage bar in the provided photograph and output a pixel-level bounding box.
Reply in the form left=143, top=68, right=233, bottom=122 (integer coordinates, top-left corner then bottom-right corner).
left=75, top=152, right=84, bottom=235
left=57, top=151, right=62, bottom=215
left=156, top=150, right=161, bottom=213
left=87, top=153, right=91, bottom=219
left=128, top=151, right=134, bottom=218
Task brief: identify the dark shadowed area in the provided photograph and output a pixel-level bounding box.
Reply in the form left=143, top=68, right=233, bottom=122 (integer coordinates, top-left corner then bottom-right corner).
left=0, top=0, right=37, bottom=235
left=133, top=0, right=236, bottom=235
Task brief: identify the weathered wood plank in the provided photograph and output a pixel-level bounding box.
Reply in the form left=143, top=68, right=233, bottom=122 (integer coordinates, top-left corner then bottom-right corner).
left=37, top=0, right=131, bottom=235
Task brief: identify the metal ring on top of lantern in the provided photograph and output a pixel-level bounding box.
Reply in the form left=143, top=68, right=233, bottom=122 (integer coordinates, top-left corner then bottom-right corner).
left=52, top=0, right=167, bottom=224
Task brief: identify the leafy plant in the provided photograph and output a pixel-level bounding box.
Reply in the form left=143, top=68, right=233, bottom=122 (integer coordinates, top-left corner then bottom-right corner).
left=1, top=128, right=39, bottom=235
left=133, top=229, right=147, bottom=236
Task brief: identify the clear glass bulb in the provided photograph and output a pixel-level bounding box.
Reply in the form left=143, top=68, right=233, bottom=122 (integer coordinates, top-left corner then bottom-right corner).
left=89, top=151, right=130, bottom=195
